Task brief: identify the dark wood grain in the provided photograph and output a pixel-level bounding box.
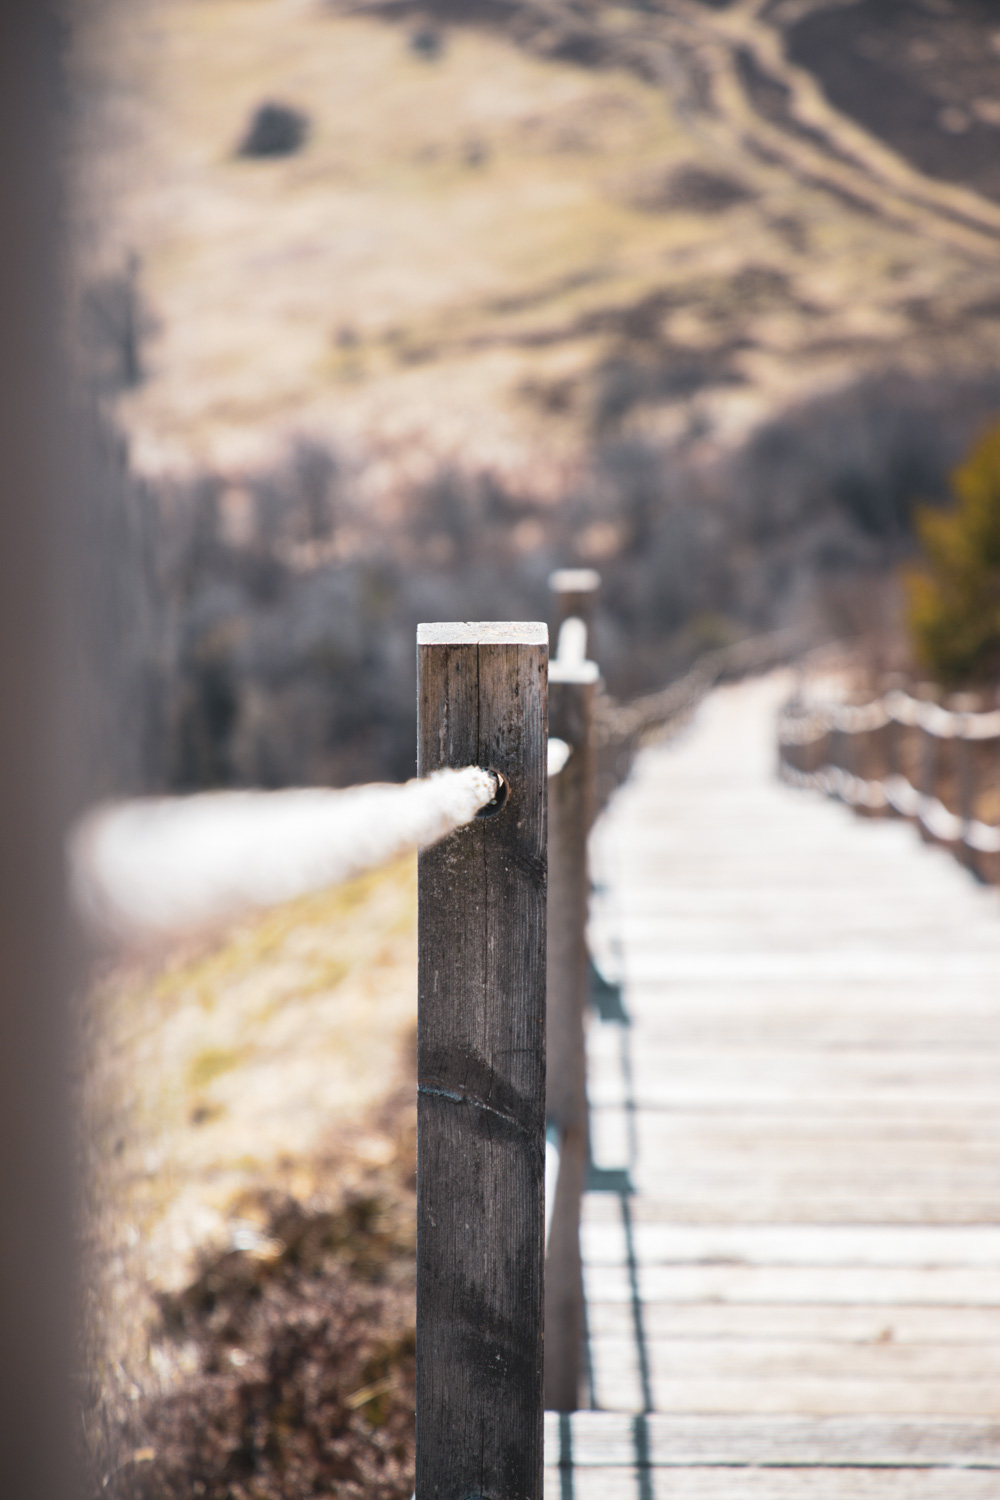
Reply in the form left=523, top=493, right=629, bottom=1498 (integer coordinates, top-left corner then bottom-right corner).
left=544, top=654, right=598, bottom=1413
left=417, top=622, right=548, bottom=1500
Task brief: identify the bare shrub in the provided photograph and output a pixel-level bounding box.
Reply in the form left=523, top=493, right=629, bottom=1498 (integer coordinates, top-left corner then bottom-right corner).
left=78, top=373, right=1000, bottom=796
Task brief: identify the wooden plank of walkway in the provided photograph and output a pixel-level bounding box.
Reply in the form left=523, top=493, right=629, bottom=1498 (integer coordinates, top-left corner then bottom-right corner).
left=544, top=674, right=1000, bottom=1495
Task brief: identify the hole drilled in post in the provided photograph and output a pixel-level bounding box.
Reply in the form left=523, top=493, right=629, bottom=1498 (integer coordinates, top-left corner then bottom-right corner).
left=475, top=769, right=509, bottom=818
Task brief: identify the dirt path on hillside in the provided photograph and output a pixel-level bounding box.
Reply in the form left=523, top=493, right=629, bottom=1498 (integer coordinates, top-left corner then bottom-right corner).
left=74, top=0, right=1000, bottom=484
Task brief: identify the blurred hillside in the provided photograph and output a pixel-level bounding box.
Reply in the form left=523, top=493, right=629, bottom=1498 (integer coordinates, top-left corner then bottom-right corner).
left=75, top=0, right=1000, bottom=479
left=69, top=0, right=1000, bottom=791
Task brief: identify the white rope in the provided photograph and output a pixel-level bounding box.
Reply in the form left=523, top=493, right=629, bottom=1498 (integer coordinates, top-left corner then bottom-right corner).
left=555, top=616, right=588, bottom=666
left=544, top=1125, right=561, bottom=1250
left=779, top=688, right=1000, bottom=747
left=70, top=766, right=500, bottom=945
left=547, top=738, right=572, bottom=777
left=778, top=763, right=1000, bottom=853
left=76, top=726, right=578, bottom=945
left=597, top=628, right=802, bottom=747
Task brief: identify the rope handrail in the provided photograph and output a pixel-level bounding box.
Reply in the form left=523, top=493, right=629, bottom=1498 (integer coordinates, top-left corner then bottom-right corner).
left=777, top=670, right=1000, bottom=877
left=779, top=761, right=1000, bottom=853
left=547, top=737, right=572, bottom=777
left=596, top=627, right=803, bottom=748
left=71, top=765, right=502, bottom=945
left=779, top=688, right=1000, bottom=746
left=80, top=739, right=574, bottom=946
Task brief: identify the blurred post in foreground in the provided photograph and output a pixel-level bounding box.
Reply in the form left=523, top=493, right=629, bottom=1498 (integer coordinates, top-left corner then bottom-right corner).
left=545, top=580, right=599, bottom=1412
left=0, top=5, right=74, bottom=1498
left=416, top=623, right=548, bottom=1500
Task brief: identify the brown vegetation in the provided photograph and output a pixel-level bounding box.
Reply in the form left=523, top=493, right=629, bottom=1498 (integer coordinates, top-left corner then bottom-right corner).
left=94, top=1165, right=417, bottom=1500
left=80, top=860, right=420, bottom=1498
left=907, top=418, right=1000, bottom=686
left=68, top=0, right=1000, bottom=798
left=77, top=372, right=1000, bottom=798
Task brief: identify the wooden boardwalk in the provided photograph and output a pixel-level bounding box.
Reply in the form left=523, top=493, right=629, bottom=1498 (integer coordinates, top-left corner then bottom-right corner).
left=544, top=674, right=1000, bottom=1496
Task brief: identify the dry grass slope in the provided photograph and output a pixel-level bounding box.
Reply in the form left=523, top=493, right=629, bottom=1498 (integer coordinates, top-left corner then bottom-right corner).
left=74, top=0, right=1000, bottom=487
left=82, top=855, right=420, bottom=1496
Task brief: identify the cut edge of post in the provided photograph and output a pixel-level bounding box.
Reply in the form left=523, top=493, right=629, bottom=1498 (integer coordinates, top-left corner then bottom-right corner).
left=548, top=569, right=600, bottom=595
left=418, top=620, right=548, bottom=646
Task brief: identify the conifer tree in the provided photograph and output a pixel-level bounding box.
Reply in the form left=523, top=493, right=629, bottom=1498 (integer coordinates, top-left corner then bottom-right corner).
left=906, top=419, right=1000, bottom=686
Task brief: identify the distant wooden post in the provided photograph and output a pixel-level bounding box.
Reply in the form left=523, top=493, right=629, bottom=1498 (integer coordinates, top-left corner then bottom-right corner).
left=881, top=674, right=905, bottom=817
left=828, top=725, right=845, bottom=789
left=951, top=693, right=979, bottom=873
left=550, top=568, right=600, bottom=645
left=545, top=611, right=599, bottom=1413
left=416, top=622, right=548, bottom=1500
left=917, top=683, right=939, bottom=842
left=839, top=723, right=853, bottom=792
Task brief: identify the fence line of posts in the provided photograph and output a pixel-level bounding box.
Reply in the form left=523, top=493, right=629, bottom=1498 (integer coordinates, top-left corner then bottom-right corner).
left=414, top=573, right=609, bottom=1498
left=413, top=579, right=602, bottom=1498
left=778, top=679, right=1000, bottom=883
left=544, top=570, right=600, bottom=1417
left=414, top=581, right=800, bottom=1495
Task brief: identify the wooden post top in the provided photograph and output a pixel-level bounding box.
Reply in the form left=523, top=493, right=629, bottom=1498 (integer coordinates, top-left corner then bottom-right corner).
left=548, top=569, right=600, bottom=597
left=550, top=658, right=600, bottom=686
left=549, top=570, right=600, bottom=636
left=418, top=621, right=548, bottom=646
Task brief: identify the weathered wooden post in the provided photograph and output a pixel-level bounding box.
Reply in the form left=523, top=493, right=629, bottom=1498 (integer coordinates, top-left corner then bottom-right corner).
left=881, top=674, right=905, bottom=817
left=550, top=568, right=600, bottom=643
left=951, top=693, right=979, bottom=874
left=828, top=722, right=846, bottom=793
left=544, top=600, right=599, bottom=1413
left=838, top=717, right=857, bottom=804
left=416, top=622, right=548, bottom=1500
left=916, top=683, right=940, bottom=843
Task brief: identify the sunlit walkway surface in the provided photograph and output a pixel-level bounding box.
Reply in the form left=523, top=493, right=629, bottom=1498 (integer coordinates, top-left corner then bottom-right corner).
left=545, top=674, right=1000, bottom=1496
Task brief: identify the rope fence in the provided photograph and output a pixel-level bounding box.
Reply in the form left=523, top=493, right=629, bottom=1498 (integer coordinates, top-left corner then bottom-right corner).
left=72, top=569, right=803, bottom=1495
left=593, top=626, right=805, bottom=809
left=778, top=680, right=1000, bottom=874
left=70, top=765, right=503, bottom=945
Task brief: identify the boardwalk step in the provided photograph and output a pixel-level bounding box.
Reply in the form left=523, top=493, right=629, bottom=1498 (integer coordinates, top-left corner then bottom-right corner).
left=543, top=1411, right=1000, bottom=1466
left=573, top=677, right=1000, bottom=1494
